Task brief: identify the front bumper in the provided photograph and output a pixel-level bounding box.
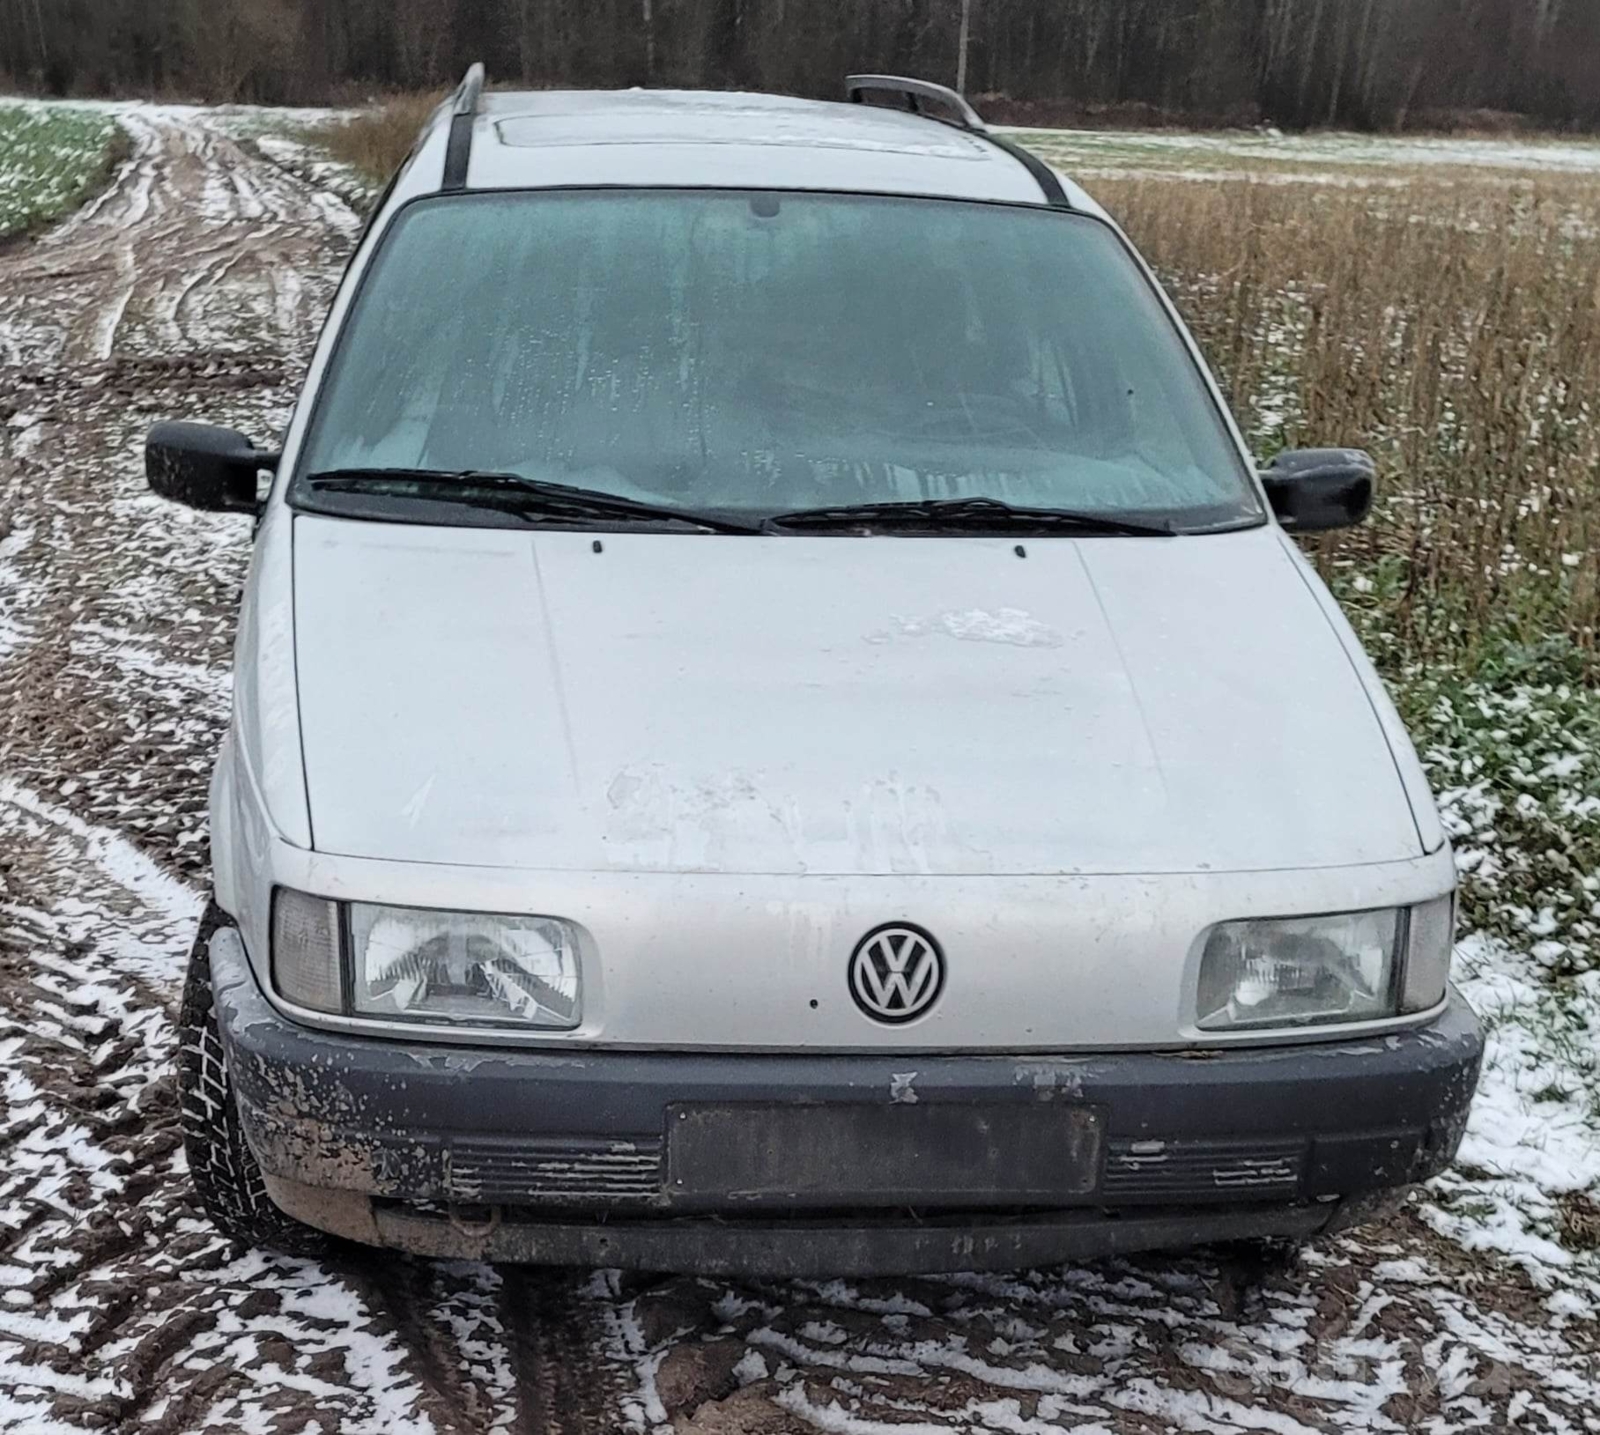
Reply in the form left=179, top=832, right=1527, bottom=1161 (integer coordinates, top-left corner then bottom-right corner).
left=211, top=927, right=1482, bottom=1276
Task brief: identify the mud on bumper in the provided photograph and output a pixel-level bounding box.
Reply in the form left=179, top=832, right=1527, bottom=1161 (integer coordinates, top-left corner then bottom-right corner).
left=210, top=927, right=1483, bottom=1277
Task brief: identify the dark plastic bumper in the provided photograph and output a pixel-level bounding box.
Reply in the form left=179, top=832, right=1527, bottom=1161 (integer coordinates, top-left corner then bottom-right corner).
left=210, top=927, right=1482, bottom=1274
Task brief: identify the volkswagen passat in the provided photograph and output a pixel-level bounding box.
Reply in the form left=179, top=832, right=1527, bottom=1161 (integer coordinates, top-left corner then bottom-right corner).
left=149, top=71, right=1481, bottom=1275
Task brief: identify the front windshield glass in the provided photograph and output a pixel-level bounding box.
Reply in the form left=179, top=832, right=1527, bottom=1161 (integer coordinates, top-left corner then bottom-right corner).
left=299, top=190, right=1260, bottom=529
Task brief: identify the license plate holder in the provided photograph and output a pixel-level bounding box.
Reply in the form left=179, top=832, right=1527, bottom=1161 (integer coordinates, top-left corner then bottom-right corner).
left=665, top=1102, right=1105, bottom=1202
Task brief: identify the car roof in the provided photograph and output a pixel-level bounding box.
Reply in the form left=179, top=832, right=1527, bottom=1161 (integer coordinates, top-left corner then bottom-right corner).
left=392, top=87, right=1103, bottom=213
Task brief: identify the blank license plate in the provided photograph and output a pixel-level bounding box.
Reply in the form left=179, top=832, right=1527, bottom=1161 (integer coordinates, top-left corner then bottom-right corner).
left=666, top=1102, right=1105, bottom=1202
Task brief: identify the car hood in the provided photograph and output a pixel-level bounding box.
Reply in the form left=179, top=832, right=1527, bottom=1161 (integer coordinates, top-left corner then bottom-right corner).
left=291, top=517, right=1423, bottom=876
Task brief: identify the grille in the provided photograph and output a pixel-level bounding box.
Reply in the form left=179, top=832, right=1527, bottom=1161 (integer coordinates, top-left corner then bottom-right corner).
left=445, top=1138, right=663, bottom=1204
left=435, top=1134, right=1304, bottom=1207
left=1100, top=1137, right=1306, bottom=1201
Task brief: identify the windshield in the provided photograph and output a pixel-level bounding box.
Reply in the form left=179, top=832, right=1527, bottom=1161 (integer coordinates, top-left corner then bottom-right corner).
left=297, top=190, right=1261, bottom=531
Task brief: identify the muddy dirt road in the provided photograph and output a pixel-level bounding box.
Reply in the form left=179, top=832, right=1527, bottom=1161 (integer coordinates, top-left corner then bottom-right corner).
left=0, top=107, right=1596, bottom=1434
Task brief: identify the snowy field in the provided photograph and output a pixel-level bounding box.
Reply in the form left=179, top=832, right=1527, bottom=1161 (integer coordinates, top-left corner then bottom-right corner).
left=1008, top=124, right=1600, bottom=184
left=0, top=100, right=1596, bottom=1432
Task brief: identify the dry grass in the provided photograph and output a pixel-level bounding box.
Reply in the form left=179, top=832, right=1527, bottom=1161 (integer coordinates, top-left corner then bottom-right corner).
left=1095, top=174, right=1600, bottom=660
left=318, top=92, right=443, bottom=187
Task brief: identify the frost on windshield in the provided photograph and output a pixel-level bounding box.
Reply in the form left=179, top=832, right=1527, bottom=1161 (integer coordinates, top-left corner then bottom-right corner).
left=302, top=190, right=1257, bottom=527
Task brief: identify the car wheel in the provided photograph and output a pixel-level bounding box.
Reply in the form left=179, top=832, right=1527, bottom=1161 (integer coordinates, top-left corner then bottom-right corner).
left=177, top=900, right=328, bottom=1257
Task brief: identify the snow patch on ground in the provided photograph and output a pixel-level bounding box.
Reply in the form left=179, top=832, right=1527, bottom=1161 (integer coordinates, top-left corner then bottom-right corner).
left=611, top=1247, right=1600, bottom=1433
left=0, top=780, right=201, bottom=988
left=1422, top=935, right=1600, bottom=1289
left=249, top=131, right=371, bottom=217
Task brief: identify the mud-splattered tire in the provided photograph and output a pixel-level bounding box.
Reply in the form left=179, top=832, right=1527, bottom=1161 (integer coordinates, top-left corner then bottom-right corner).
left=178, top=900, right=328, bottom=1256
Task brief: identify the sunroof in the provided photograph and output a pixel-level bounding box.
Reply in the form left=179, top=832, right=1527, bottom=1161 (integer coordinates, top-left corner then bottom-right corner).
left=493, top=108, right=986, bottom=159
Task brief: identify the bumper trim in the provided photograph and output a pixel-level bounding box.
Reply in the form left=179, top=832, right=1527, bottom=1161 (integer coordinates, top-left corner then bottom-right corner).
left=262, top=1172, right=1336, bottom=1277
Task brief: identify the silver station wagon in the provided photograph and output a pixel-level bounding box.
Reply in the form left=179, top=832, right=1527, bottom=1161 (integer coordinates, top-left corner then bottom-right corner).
left=150, top=69, right=1481, bottom=1276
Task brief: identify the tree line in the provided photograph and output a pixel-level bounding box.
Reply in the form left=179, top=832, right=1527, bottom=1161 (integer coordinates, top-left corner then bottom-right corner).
left=3, top=0, right=1599, bottom=131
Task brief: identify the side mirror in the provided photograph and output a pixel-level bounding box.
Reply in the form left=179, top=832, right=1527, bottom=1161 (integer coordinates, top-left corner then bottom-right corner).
left=1260, top=448, right=1375, bottom=532
left=145, top=421, right=279, bottom=514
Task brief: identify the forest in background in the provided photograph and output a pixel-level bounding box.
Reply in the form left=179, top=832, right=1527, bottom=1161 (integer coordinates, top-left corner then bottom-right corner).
left=2, top=0, right=1600, bottom=131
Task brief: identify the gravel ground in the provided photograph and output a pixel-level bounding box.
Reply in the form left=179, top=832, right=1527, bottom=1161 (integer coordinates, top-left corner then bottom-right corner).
left=0, top=105, right=1596, bottom=1434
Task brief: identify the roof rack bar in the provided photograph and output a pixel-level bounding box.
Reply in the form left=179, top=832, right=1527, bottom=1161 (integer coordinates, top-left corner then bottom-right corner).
left=441, top=61, right=485, bottom=192
left=844, top=71, right=1070, bottom=210
left=845, top=74, right=987, bottom=132
left=981, top=132, right=1071, bottom=208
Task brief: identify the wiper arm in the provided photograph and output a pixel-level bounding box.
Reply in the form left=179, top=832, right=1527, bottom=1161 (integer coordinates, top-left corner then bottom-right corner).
left=763, top=495, right=1175, bottom=536
left=299, top=468, right=762, bottom=535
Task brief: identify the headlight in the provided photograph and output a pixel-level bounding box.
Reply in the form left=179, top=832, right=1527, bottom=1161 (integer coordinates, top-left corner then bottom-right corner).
left=1196, top=897, right=1453, bottom=1032
left=271, top=889, right=581, bottom=1029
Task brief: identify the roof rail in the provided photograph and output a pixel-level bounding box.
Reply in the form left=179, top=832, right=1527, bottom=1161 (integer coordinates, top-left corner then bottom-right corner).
left=844, top=71, right=1070, bottom=210
left=845, top=74, right=987, bottom=132
left=441, top=61, right=485, bottom=192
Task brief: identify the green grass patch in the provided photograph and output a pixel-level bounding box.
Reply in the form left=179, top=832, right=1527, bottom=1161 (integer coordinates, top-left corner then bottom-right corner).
left=0, top=104, right=126, bottom=242
left=1341, top=587, right=1600, bottom=1260
left=1337, top=577, right=1600, bottom=976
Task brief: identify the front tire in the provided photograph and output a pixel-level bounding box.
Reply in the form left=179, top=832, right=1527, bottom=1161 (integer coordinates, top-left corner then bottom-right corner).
left=177, top=901, right=327, bottom=1256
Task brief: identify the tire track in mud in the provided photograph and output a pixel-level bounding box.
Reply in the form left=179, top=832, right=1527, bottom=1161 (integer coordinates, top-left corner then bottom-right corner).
left=0, top=102, right=1597, bottom=1435
left=502, top=1269, right=644, bottom=1434
left=2, top=109, right=346, bottom=368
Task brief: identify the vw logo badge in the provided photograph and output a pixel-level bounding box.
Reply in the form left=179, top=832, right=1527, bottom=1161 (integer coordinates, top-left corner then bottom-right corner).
left=848, top=923, right=945, bottom=1024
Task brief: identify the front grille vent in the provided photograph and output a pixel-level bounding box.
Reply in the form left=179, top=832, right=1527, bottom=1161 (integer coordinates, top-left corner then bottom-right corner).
left=1101, top=1137, right=1306, bottom=1201
left=437, top=1134, right=1305, bottom=1207
left=445, top=1138, right=663, bottom=1204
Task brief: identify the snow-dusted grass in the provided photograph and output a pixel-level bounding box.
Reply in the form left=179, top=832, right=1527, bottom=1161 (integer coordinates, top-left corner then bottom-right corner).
left=1011, top=125, right=1600, bottom=183
left=1378, top=639, right=1600, bottom=1283
left=0, top=102, right=123, bottom=239
left=1429, top=935, right=1600, bottom=1277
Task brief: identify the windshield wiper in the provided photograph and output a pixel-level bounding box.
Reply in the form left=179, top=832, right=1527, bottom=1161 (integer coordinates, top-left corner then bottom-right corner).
left=298, top=468, right=762, bottom=535
left=763, top=495, right=1175, bottom=536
